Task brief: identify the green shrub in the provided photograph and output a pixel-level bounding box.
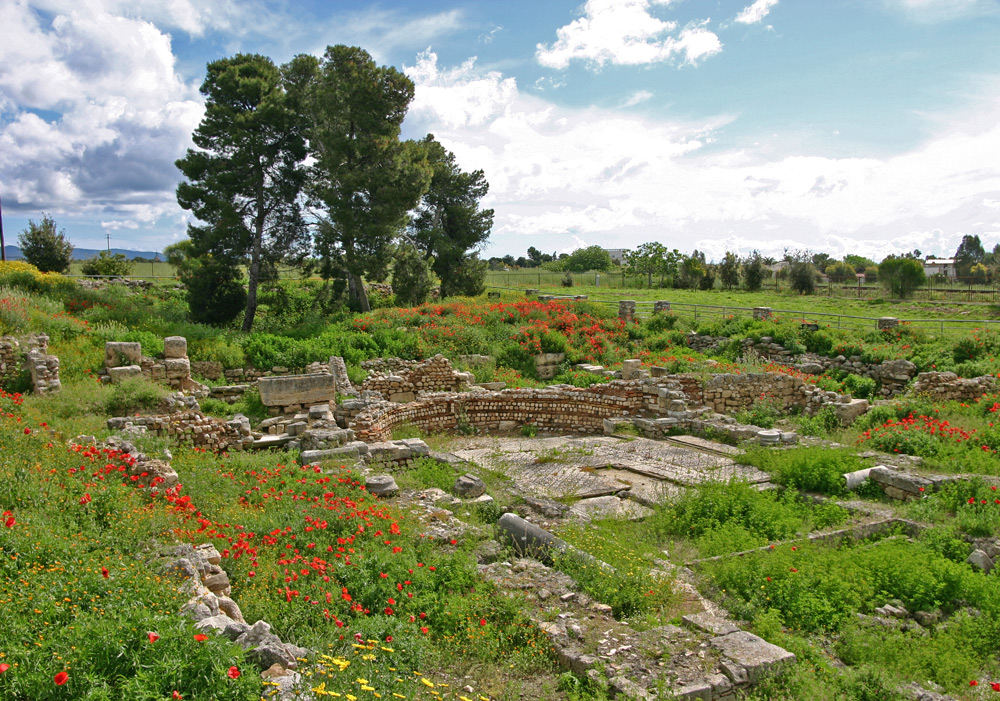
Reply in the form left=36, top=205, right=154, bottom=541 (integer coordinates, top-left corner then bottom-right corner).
left=733, top=395, right=781, bottom=428
left=843, top=374, right=877, bottom=400
left=796, top=406, right=841, bottom=436
left=644, top=312, right=678, bottom=334
left=739, top=447, right=863, bottom=495
left=80, top=251, right=135, bottom=277
left=102, top=377, right=168, bottom=416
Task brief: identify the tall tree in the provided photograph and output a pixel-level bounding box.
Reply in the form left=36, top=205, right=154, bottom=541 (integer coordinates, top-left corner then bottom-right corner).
left=306, top=45, right=431, bottom=312
left=953, top=234, right=986, bottom=279
left=176, top=54, right=308, bottom=332
left=879, top=256, right=926, bottom=298
left=743, top=250, right=766, bottom=291
left=410, top=135, right=493, bottom=297
left=718, top=251, right=741, bottom=290
left=625, top=242, right=667, bottom=287
left=18, top=215, right=73, bottom=273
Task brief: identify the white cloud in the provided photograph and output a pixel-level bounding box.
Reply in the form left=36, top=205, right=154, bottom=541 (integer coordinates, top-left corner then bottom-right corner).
left=621, top=90, right=653, bottom=107
left=734, top=0, right=780, bottom=25
left=536, top=0, right=721, bottom=69
left=407, top=52, right=1000, bottom=261
left=0, top=2, right=202, bottom=223
left=883, top=0, right=1000, bottom=22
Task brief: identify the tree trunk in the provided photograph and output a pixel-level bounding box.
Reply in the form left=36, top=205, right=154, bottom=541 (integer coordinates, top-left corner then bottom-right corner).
left=242, top=200, right=265, bottom=333
left=349, top=272, right=371, bottom=312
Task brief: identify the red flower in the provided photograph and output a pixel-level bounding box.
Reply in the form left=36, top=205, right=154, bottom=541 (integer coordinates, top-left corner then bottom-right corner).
left=3, top=516, right=14, bottom=528
left=193, top=634, right=208, bottom=642
left=970, top=680, right=978, bottom=686
left=173, top=692, right=183, bottom=700
left=0, top=663, right=9, bottom=673
left=420, top=627, right=429, bottom=634
left=79, top=493, right=92, bottom=506
left=23, top=428, right=30, bottom=435
left=479, top=618, right=487, bottom=626
left=101, top=567, right=109, bottom=579
left=147, top=632, right=160, bottom=643
left=993, top=682, right=1000, bottom=692
left=227, top=666, right=240, bottom=679
left=54, top=671, right=68, bottom=685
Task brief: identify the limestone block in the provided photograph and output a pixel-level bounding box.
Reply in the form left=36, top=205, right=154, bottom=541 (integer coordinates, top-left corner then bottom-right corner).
left=108, top=365, right=143, bottom=383
left=258, top=373, right=335, bottom=407
left=709, top=632, right=795, bottom=684
left=163, top=358, right=191, bottom=380
left=106, top=342, right=142, bottom=368
left=163, top=336, right=187, bottom=359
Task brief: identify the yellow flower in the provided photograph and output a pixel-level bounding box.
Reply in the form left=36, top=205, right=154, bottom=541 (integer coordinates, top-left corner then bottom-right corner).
left=420, top=678, right=435, bottom=688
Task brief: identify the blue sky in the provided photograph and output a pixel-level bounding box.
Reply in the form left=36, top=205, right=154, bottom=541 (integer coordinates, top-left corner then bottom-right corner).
left=1, top=0, right=999, bottom=261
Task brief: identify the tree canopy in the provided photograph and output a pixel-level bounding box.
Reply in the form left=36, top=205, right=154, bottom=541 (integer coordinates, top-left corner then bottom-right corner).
left=306, top=45, right=431, bottom=312
left=409, top=135, right=493, bottom=298
left=176, top=53, right=308, bottom=332
left=878, top=256, right=926, bottom=298
left=18, top=215, right=73, bottom=273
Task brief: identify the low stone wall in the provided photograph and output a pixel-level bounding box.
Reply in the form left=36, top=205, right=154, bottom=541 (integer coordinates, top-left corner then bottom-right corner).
left=0, top=336, right=19, bottom=387
left=350, top=382, right=648, bottom=442
left=686, top=333, right=919, bottom=396
left=102, top=336, right=207, bottom=394
left=107, top=411, right=254, bottom=452
left=0, top=334, right=60, bottom=394
left=361, top=354, right=473, bottom=402
left=910, top=371, right=997, bottom=403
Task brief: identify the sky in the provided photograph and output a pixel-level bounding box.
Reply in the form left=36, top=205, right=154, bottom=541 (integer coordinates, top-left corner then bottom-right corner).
left=1, top=0, right=999, bottom=262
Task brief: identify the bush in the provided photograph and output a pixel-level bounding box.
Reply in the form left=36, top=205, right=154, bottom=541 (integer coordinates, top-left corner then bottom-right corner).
left=179, top=256, right=246, bottom=327
left=102, top=377, right=169, bottom=416
left=843, top=374, right=877, bottom=400
left=18, top=214, right=73, bottom=273
left=392, top=245, right=434, bottom=306
left=739, top=447, right=864, bottom=495
left=80, top=251, right=135, bottom=277
left=0, top=261, right=78, bottom=296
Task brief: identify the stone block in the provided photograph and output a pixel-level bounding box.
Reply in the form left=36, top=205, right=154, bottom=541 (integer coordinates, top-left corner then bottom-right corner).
left=709, top=632, right=795, bottom=684
left=108, top=365, right=143, bottom=383
left=163, top=336, right=187, bottom=359
left=834, top=398, right=870, bottom=425
left=105, top=342, right=142, bottom=368
left=163, top=357, right=191, bottom=380
left=682, top=612, right=741, bottom=636
left=258, top=373, right=336, bottom=407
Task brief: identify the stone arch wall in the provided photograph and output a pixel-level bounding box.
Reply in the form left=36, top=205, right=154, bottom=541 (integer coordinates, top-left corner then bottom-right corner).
left=350, top=382, right=648, bottom=442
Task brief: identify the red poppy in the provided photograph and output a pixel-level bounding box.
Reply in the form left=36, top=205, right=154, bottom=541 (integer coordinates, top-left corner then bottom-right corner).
left=3, top=516, right=14, bottom=528
left=23, top=428, right=30, bottom=435
left=993, top=682, right=1000, bottom=692
left=147, top=632, right=160, bottom=643
left=54, top=671, right=68, bottom=685
left=101, top=567, right=109, bottom=579
left=173, top=692, right=183, bottom=700
left=420, top=627, right=429, bottom=634
left=79, top=493, right=91, bottom=506
left=193, top=634, right=208, bottom=642
left=0, top=663, right=9, bottom=673
left=970, top=680, right=978, bottom=686
left=227, top=666, right=240, bottom=679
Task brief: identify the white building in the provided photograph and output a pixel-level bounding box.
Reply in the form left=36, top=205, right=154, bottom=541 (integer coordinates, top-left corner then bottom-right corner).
left=923, top=259, right=956, bottom=280
left=603, top=248, right=628, bottom=265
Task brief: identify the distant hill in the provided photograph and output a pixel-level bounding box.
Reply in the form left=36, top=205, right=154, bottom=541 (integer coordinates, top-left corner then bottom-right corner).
left=3, top=245, right=163, bottom=261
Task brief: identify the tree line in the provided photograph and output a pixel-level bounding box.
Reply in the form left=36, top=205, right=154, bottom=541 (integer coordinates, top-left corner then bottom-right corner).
left=493, top=234, right=1000, bottom=298
left=168, top=47, right=493, bottom=330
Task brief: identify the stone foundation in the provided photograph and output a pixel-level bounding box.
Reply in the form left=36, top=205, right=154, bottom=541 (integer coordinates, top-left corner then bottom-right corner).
left=362, top=354, right=473, bottom=402
left=107, top=411, right=253, bottom=452
left=910, top=371, right=997, bottom=403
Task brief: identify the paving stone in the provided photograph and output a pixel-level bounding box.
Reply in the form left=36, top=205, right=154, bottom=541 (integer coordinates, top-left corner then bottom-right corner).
left=709, top=632, right=795, bottom=684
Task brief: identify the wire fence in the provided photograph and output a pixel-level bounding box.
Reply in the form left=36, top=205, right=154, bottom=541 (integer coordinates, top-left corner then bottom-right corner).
left=570, top=299, right=1000, bottom=336
left=484, top=269, right=1000, bottom=302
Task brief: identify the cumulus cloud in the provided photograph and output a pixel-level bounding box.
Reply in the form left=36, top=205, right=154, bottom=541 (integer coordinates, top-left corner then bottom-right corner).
left=536, top=0, right=721, bottom=69
left=0, top=2, right=202, bottom=229
left=734, top=0, right=780, bottom=25
left=883, top=0, right=1000, bottom=22
left=406, top=51, right=1000, bottom=260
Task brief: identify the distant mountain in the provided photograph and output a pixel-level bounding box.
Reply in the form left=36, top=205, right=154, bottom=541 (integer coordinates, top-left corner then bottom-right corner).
left=3, top=245, right=163, bottom=261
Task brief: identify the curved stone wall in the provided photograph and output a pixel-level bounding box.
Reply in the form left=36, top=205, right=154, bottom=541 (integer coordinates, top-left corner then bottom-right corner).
left=350, top=382, right=648, bottom=442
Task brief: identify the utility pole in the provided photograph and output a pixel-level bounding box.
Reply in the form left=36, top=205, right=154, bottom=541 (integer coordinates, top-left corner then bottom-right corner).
left=106, top=232, right=111, bottom=252
left=0, top=190, right=5, bottom=262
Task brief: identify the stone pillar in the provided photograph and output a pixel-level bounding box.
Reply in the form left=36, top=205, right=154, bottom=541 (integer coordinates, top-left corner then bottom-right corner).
left=753, top=307, right=772, bottom=321
left=877, top=317, right=899, bottom=330
left=619, top=300, right=636, bottom=323
left=653, top=300, right=671, bottom=314
left=26, top=348, right=60, bottom=395
left=621, top=359, right=642, bottom=380
left=329, top=356, right=358, bottom=397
